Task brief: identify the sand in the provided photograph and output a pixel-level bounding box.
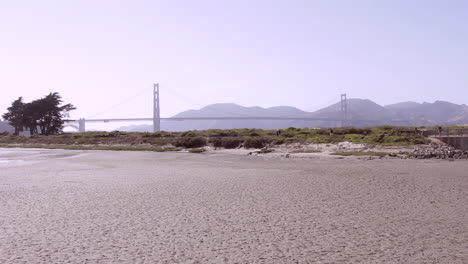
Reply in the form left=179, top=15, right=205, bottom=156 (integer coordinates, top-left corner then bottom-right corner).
left=0, top=149, right=467, bottom=263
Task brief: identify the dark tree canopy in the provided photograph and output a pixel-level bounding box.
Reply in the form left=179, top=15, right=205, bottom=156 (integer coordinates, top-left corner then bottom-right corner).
left=2, top=93, right=76, bottom=136
left=2, top=97, right=25, bottom=135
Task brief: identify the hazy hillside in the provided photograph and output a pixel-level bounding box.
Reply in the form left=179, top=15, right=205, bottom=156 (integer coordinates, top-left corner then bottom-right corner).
left=0, top=121, right=14, bottom=133
left=311, top=99, right=398, bottom=126
left=450, top=105, right=468, bottom=124
left=385, top=101, right=468, bottom=126
left=165, top=103, right=317, bottom=131
left=120, top=103, right=319, bottom=132
left=118, top=99, right=468, bottom=132
left=174, top=103, right=309, bottom=118
left=385, top=101, right=421, bottom=110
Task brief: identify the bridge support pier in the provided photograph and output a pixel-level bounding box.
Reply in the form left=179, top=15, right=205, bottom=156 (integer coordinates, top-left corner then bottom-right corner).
left=78, top=118, right=86, bottom=133
left=340, top=94, right=348, bottom=127
left=153, top=83, right=161, bottom=132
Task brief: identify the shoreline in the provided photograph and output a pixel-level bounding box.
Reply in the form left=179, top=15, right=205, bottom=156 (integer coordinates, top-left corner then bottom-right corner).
left=0, top=141, right=454, bottom=161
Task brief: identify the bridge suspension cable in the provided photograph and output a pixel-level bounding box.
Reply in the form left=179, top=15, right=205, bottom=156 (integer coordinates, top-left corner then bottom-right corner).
left=303, top=94, right=343, bottom=113
left=68, top=83, right=355, bottom=133
left=86, top=87, right=149, bottom=119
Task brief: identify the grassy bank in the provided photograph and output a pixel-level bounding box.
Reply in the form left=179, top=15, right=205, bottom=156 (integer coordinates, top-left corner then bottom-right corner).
left=0, top=126, right=429, bottom=151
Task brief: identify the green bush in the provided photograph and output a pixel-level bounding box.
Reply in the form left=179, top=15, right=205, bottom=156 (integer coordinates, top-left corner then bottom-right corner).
left=284, top=136, right=307, bottom=144
left=181, top=131, right=197, bottom=137
left=211, top=137, right=243, bottom=149
left=175, top=136, right=207, bottom=148
left=93, top=131, right=127, bottom=138
left=208, top=130, right=240, bottom=137
left=143, top=132, right=165, bottom=138
left=272, top=137, right=285, bottom=145
left=244, top=137, right=269, bottom=149
left=282, top=132, right=296, bottom=138
left=286, top=127, right=300, bottom=132
left=315, top=129, right=330, bottom=135
left=334, top=127, right=372, bottom=135
left=343, top=134, right=365, bottom=142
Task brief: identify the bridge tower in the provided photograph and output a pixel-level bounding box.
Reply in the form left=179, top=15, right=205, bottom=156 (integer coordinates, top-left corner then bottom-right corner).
left=78, top=118, right=86, bottom=133
left=340, top=94, right=348, bottom=127
left=153, top=83, right=161, bottom=132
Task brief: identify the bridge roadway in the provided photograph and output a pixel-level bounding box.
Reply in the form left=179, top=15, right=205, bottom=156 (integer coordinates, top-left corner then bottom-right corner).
left=67, top=117, right=349, bottom=122
left=64, top=116, right=384, bottom=132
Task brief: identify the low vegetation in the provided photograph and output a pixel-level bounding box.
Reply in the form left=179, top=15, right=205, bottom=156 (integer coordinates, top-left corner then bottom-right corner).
left=331, top=151, right=389, bottom=157
left=243, top=137, right=270, bottom=149
left=210, top=137, right=243, bottom=149
left=0, top=126, right=430, bottom=152
left=174, top=136, right=207, bottom=148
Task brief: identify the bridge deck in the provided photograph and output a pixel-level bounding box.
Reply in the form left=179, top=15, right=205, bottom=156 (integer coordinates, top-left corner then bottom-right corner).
left=65, top=117, right=373, bottom=122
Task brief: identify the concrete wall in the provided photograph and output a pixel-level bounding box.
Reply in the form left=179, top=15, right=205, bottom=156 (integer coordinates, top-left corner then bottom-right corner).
left=439, top=137, right=468, bottom=151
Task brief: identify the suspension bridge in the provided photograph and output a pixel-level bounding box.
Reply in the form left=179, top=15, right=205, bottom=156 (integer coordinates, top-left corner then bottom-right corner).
left=65, top=83, right=354, bottom=133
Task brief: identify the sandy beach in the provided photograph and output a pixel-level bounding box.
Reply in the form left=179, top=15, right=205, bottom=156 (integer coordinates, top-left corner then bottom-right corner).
left=0, top=148, right=467, bottom=263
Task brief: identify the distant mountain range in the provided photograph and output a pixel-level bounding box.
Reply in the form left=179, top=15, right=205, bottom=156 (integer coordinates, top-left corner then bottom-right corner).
left=118, top=99, right=468, bottom=132
left=2, top=99, right=467, bottom=133
left=0, top=121, right=14, bottom=133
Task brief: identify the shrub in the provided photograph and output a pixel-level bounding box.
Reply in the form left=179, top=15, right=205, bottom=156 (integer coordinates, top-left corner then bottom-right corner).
left=175, top=136, right=207, bottom=148
left=211, top=137, right=243, bottom=149
left=272, top=137, right=285, bottom=145
left=244, top=137, right=269, bottom=149
left=94, top=131, right=127, bottom=138
left=143, top=132, right=163, bottom=138
left=334, top=127, right=372, bottom=135
left=308, top=134, right=344, bottom=143
left=343, top=134, right=365, bottom=142
left=208, top=130, right=239, bottom=137
left=282, top=132, right=296, bottom=138
left=181, top=131, right=197, bottom=137
left=315, top=129, right=330, bottom=135
left=284, top=136, right=307, bottom=144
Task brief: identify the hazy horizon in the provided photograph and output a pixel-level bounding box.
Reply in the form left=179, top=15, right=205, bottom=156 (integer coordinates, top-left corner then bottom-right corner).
left=1, top=0, right=467, bottom=131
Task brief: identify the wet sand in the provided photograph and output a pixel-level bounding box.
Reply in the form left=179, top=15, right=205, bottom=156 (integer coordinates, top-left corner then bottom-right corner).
left=1, top=149, right=467, bottom=263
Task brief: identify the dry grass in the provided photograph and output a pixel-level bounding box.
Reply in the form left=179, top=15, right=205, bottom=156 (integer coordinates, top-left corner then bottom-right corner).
left=330, top=151, right=389, bottom=157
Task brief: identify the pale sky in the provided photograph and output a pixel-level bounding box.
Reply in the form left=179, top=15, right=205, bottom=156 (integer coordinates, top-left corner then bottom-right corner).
left=1, top=0, right=467, bottom=130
